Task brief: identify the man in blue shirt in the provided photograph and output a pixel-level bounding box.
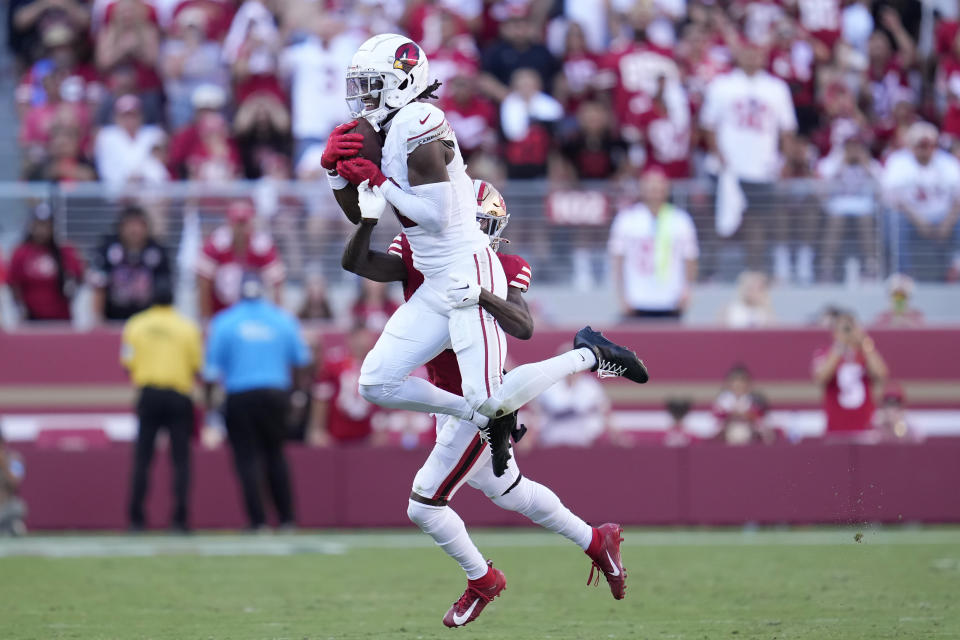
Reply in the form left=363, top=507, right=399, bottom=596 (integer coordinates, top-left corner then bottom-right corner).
left=204, top=273, right=312, bottom=530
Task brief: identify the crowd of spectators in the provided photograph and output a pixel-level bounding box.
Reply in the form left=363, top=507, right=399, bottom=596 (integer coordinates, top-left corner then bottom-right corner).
left=8, top=0, right=960, bottom=281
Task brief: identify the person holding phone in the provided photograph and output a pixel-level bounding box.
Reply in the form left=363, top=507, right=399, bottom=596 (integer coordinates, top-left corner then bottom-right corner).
left=811, top=311, right=888, bottom=434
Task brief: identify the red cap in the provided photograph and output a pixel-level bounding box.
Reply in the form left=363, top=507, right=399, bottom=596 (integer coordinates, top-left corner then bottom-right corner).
left=227, top=201, right=255, bottom=223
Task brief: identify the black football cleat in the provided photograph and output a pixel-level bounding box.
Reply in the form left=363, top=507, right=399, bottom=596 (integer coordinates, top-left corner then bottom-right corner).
left=574, top=326, right=649, bottom=384
left=479, top=411, right=517, bottom=477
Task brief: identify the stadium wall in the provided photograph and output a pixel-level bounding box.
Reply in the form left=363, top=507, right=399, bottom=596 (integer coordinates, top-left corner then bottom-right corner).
left=15, top=440, right=960, bottom=529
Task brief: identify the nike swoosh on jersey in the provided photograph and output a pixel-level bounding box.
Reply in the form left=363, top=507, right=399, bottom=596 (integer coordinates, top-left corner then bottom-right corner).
left=451, top=598, right=480, bottom=626
left=605, top=550, right=620, bottom=576
left=419, top=115, right=430, bottom=124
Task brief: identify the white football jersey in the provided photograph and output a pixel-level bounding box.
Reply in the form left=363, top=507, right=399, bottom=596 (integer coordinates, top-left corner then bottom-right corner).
left=882, top=149, right=960, bottom=223
left=381, top=101, right=488, bottom=278
left=700, top=69, right=797, bottom=182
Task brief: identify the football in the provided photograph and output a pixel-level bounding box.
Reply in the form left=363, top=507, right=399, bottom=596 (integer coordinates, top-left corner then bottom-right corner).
left=348, top=117, right=384, bottom=167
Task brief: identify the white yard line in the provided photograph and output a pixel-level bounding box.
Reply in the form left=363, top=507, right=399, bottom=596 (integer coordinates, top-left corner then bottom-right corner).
left=0, top=528, right=958, bottom=558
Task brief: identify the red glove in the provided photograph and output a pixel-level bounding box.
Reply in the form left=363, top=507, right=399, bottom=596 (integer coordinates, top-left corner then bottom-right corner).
left=337, top=158, right=387, bottom=187
left=320, top=120, right=363, bottom=171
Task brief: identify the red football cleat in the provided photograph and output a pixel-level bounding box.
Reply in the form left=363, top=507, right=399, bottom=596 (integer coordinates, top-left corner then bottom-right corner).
left=442, top=561, right=506, bottom=628
left=585, top=523, right=627, bottom=600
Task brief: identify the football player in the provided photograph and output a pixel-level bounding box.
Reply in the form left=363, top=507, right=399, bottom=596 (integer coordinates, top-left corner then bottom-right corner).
left=342, top=179, right=629, bottom=627
left=323, top=34, right=648, bottom=449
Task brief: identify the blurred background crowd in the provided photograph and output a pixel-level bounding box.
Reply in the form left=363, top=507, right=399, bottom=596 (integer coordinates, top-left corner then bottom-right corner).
left=5, top=0, right=960, bottom=287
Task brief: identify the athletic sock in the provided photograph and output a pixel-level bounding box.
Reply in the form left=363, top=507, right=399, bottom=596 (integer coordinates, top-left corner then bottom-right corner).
left=468, top=565, right=496, bottom=588
left=491, top=478, right=594, bottom=550
left=477, top=348, right=599, bottom=418
left=407, top=500, right=488, bottom=579
left=585, top=527, right=602, bottom=557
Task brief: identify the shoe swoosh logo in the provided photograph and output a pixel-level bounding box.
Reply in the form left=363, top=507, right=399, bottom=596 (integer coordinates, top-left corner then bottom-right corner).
left=452, top=598, right=480, bottom=625
left=606, top=550, right=620, bottom=576
left=419, top=115, right=430, bottom=124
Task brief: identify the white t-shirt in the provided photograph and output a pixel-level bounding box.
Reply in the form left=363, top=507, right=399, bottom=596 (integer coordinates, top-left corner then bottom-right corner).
left=700, top=69, right=797, bottom=182
left=93, top=125, right=168, bottom=190
left=381, top=102, right=488, bottom=278
left=280, top=33, right=361, bottom=139
left=882, top=149, right=960, bottom=223
left=536, top=375, right=610, bottom=447
left=608, top=203, right=699, bottom=311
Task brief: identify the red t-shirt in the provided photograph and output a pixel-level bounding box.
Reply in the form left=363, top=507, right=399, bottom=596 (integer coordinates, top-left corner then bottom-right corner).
left=388, top=233, right=531, bottom=395
left=314, top=348, right=379, bottom=443
left=195, top=226, right=284, bottom=314
left=7, top=242, right=85, bottom=320
left=812, top=347, right=875, bottom=433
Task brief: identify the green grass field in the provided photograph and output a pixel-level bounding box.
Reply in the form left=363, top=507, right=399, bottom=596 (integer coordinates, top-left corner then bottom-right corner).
left=2, top=528, right=959, bottom=640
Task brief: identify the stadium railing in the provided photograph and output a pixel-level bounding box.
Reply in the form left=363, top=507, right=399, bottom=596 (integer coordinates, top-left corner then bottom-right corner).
left=0, top=177, right=948, bottom=287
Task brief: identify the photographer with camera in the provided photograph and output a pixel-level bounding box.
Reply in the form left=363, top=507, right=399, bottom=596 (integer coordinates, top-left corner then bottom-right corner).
left=812, top=311, right=888, bottom=434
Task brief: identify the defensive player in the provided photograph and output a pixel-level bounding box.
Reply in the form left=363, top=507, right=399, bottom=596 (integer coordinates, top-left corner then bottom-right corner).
left=342, top=179, right=628, bottom=627
left=323, top=34, right=647, bottom=453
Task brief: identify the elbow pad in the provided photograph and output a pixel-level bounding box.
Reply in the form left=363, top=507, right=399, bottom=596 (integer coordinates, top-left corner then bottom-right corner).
left=382, top=181, right=452, bottom=233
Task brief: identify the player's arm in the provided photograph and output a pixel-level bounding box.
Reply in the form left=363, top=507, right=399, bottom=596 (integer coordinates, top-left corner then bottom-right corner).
left=333, top=182, right=363, bottom=225
left=339, top=139, right=455, bottom=232
left=341, top=221, right=407, bottom=283
left=478, top=287, right=534, bottom=340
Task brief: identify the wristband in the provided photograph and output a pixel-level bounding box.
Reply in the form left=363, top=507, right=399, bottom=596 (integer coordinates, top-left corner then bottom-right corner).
left=326, top=171, right=348, bottom=190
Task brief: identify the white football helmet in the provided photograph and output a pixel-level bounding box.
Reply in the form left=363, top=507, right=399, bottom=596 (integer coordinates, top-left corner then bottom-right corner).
left=346, top=34, right=430, bottom=130
left=474, top=179, right=510, bottom=251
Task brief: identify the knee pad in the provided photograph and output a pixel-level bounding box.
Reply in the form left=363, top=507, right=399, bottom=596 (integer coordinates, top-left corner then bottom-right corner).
left=407, top=498, right=444, bottom=531
left=358, top=381, right=400, bottom=405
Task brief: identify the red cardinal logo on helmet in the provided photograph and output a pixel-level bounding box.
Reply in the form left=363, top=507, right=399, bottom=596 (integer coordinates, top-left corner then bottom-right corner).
left=393, top=43, right=420, bottom=74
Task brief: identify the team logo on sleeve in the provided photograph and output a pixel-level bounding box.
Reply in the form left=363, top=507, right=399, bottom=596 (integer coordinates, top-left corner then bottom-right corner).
left=393, top=44, right=420, bottom=74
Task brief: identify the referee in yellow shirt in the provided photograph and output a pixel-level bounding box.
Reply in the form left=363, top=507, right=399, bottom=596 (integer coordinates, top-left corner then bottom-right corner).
left=121, top=277, right=202, bottom=533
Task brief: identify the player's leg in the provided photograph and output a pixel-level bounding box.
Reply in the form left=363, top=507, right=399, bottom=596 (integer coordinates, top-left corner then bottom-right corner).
left=468, top=453, right=592, bottom=550
left=448, top=247, right=508, bottom=415
left=475, top=326, right=649, bottom=419
left=408, top=415, right=488, bottom=575
left=474, top=348, right=597, bottom=418
left=357, top=294, right=478, bottom=421
left=469, top=450, right=628, bottom=600
left=407, top=415, right=505, bottom=628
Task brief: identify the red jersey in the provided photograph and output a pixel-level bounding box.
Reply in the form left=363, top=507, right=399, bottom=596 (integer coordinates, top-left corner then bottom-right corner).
left=7, top=241, right=85, bottom=320
left=437, top=95, right=496, bottom=157
left=314, top=348, right=379, bottom=443
left=631, top=100, right=692, bottom=178
left=812, top=347, right=875, bottom=433
left=195, top=226, right=285, bottom=314
left=603, top=41, right=680, bottom=129
left=388, top=233, right=532, bottom=394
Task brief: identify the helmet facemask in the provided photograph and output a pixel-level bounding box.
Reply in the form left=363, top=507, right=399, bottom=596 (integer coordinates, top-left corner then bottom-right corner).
left=477, top=212, right=510, bottom=252
left=474, top=179, right=509, bottom=251
left=346, top=72, right=394, bottom=129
